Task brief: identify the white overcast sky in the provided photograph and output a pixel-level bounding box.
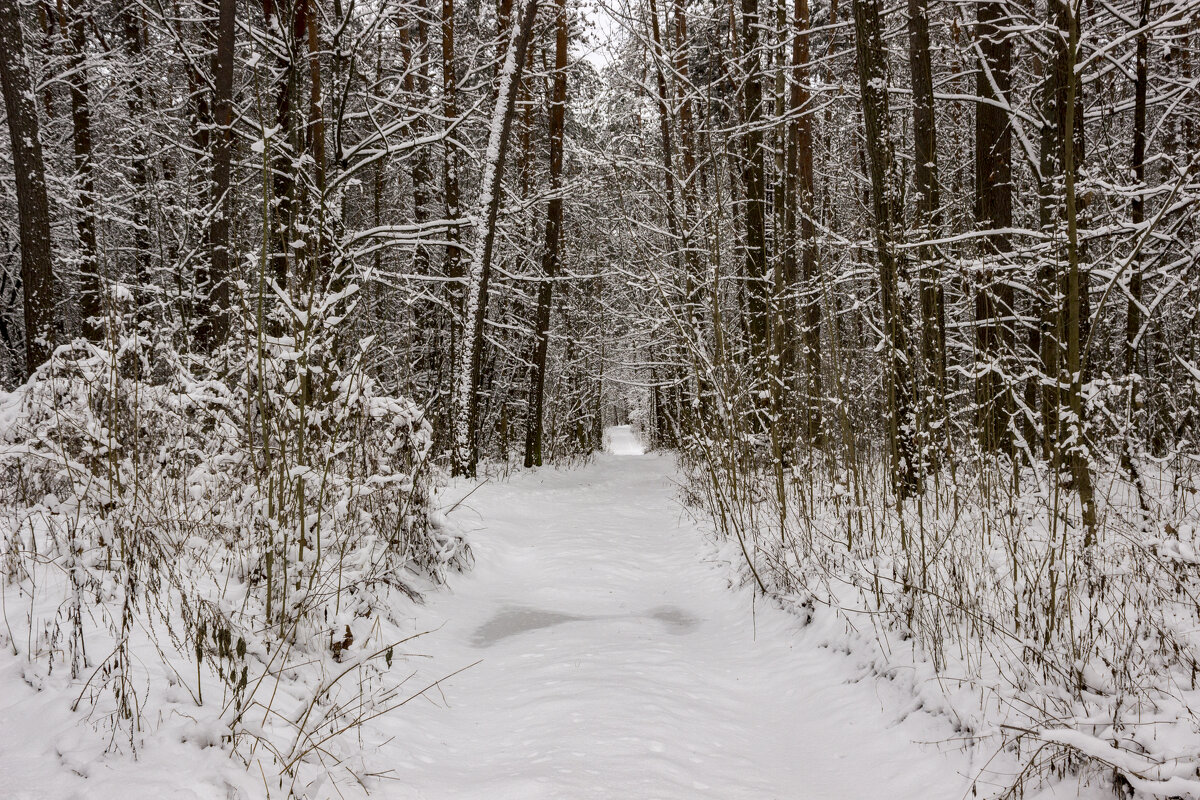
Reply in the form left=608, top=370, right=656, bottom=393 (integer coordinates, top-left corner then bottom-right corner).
left=577, top=0, right=623, bottom=70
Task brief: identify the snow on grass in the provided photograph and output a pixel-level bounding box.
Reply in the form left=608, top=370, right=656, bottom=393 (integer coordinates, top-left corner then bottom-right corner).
left=682, top=435, right=1200, bottom=798
left=0, top=308, right=467, bottom=797
left=3, top=393, right=1171, bottom=798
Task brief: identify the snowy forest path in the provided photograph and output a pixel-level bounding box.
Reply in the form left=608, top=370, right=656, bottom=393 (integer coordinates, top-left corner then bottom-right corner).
left=375, top=427, right=978, bottom=799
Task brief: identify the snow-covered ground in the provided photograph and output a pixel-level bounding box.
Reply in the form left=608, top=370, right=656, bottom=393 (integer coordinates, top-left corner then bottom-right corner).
left=2, top=427, right=1097, bottom=798
left=365, top=436, right=987, bottom=799
left=603, top=423, right=646, bottom=454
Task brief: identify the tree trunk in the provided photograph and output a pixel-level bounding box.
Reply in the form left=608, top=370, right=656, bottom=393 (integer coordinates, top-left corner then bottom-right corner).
left=524, top=0, right=566, bottom=468
left=973, top=0, right=1015, bottom=455
left=908, top=0, right=943, bottom=408
left=1033, top=0, right=1069, bottom=457
left=1062, top=1, right=1097, bottom=544
left=1126, top=0, right=1148, bottom=376
left=673, top=0, right=698, bottom=251
left=647, top=0, right=685, bottom=279
left=852, top=0, right=918, bottom=496
left=119, top=6, right=153, bottom=329
left=406, top=6, right=435, bottom=278
left=0, top=0, right=56, bottom=375
left=264, top=0, right=296, bottom=289
left=198, top=0, right=236, bottom=347
left=791, top=0, right=821, bottom=445
left=453, top=0, right=540, bottom=476
left=441, top=0, right=463, bottom=389
left=304, top=0, right=328, bottom=288
left=739, top=0, right=770, bottom=382
left=405, top=2, right=438, bottom=390
left=63, top=0, right=99, bottom=341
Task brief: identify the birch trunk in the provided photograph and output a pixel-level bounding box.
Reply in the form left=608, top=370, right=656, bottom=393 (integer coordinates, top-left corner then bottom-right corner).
left=453, top=0, right=540, bottom=476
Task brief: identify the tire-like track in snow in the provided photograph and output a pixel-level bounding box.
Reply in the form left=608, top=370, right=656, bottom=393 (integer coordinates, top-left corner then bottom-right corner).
left=377, top=427, right=975, bottom=799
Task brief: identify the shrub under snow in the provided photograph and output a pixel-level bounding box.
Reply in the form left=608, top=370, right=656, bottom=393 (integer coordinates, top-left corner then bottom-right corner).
left=0, top=317, right=468, bottom=794
left=683, top=432, right=1200, bottom=798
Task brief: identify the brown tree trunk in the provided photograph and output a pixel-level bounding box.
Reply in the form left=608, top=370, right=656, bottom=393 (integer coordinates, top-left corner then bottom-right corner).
left=673, top=0, right=697, bottom=223
left=852, top=0, right=918, bottom=496
left=739, top=0, right=770, bottom=380
left=1033, top=0, right=1069, bottom=457
left=647, top=0, right=685, bottom=278
left=1062, top=4, right=1097, bottom=544
left=197, top=0, right=236, bottom=347
left=1126, top=0, right=1148, bottom=376
left=34, top=1, right=54, bottom=118
left=0, top=0, right=56, bottom=375
left=524, top=0, right=566, bottom=468
left=402, top=2, right=439, bottom=391
left=973, top=0, right=1015, bottom=455
left=304, top=0, right=328, bottom=288
left=63, top=0, right=100, bottom=341
left=792, top=0, right=821, bottom=445
left=264, top=0, right=296, bottom=289
left=404, top=5, right=435, bottom=277
left=439, top=0, right=464, bottom=442
left=441, top=0, right=463, bottom=351
left=119, top=6, right=153, bottom=328
left=908, top=0, right=943, bottom=402
left=673, top=0, right=704, bottom=323
left=647, top=0, right=695, bottom=446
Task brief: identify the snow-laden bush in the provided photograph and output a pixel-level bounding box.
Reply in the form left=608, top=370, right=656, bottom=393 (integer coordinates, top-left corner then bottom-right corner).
left=682, top=411, right=1200, bottom=797
left=0, top=283, right=467, bottom=792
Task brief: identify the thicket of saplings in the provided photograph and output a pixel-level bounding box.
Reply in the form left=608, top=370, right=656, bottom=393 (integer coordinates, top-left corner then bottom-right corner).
left=671, top=304, right=1199, bottom=795
left=0, top=275, right=470, bottom=790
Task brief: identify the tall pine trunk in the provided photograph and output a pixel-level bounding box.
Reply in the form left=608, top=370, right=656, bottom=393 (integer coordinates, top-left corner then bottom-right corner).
left=0, top=0, right=56, bottom=375
left=1061, top=0, right=1097, bottom=544
left=264, top=0, right=296, bottom=289
left=524, top=0, right=566, bottom=468
left=852, top=0, right=918, bottom=496
left=119, top=6, right=153, bottom=327
left=647, top=0, right=684, bottom=278
left=739, top=0, right=770, bottom=384
left=441, top=0, right=463, bottom=408
left=198, top=0, right=236, bottom=347
left=63, top=0, right=99, bottom=341
left=303, top=0, right=327, bottom=288
left=973, top=0, right=1015, bottom=456
left=908, top=0, right=943, bottom=409
left=792, top=0, right=821, bottom=445
left=1126, top=0, right=1148, bottom=376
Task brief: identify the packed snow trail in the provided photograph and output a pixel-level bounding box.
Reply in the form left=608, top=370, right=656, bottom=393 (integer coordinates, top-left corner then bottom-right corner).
left=375, top=426, right=978, bottom=799
left=602, top=424, right=646, bottom=454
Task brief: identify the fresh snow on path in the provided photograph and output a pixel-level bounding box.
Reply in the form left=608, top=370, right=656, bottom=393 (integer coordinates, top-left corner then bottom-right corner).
left=603, top=424, right=646, bottom=455
left=375, top=426, right=979, bottom=799
left=0, top=425, right=1000, bottom=799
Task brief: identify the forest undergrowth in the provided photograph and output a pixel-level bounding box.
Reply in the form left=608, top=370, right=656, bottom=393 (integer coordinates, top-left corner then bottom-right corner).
left=0, top=291, right=469, bottom=796
left=681, top=426, right=1200, bottom=797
